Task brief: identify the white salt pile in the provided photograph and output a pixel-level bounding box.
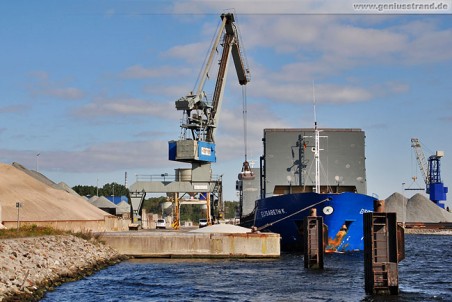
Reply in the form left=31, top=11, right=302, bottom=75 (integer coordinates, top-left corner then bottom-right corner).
left=190, top=224, right=252, bottom=233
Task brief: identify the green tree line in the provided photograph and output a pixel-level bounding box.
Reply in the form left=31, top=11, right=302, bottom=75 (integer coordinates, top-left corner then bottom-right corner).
left=72, top=182, right=129, bottom=199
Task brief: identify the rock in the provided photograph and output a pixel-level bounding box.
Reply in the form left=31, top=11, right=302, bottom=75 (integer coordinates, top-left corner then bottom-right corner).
left=0, top=235, right=125, bottom=301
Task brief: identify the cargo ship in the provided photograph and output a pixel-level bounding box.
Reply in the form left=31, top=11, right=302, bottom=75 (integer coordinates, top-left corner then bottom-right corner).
left=239, top=125, right=377, bottom=252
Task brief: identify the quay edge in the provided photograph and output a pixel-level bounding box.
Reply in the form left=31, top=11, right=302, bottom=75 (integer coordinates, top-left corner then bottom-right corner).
left=98, top=231, right=281, bottom=258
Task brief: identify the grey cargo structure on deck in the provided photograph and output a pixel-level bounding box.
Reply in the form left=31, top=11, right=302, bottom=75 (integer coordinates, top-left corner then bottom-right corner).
left=240, top=128, right=368, bottom=217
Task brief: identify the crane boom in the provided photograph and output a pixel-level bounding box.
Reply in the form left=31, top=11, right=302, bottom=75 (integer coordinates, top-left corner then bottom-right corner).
left=195, top=15, right=228, bottom=100
left=170, top=13, right=250, bottom=163
left=225, top=15, right=249, bottom=85
left=411, top=138, right=429, bottom=185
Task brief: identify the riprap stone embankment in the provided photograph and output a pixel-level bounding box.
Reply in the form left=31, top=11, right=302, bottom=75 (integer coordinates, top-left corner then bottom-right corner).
left=0, top=235, right=126, bottom=301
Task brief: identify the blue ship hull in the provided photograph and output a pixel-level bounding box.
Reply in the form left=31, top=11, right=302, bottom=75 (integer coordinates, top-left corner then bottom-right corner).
left=254, top=192, right=376, bottom=252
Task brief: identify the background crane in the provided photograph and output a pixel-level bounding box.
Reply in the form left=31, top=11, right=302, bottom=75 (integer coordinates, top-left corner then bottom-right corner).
left=410, top=138, right=448, bottom=208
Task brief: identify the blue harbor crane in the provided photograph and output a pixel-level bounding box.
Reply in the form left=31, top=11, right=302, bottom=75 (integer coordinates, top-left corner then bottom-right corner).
left=411, top=138, right=448, bottom=208
left=168, top=13, right=250, bottom=165
left=129, top=13, right=250, bottom=228
left=166, top=13, right=250, bottom=227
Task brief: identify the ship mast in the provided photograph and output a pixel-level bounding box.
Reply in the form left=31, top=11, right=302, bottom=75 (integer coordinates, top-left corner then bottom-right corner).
left=313, top=83, right=320, bottom=193
left=314, top=124, right=320, bottom=193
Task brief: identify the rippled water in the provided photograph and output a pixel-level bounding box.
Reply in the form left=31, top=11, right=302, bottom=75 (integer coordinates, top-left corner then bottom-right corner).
left=41, top=234, right=452, bottom=301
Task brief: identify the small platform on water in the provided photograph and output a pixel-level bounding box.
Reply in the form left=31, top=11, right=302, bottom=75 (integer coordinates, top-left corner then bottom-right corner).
left=98, top=226, right=280, bottom=258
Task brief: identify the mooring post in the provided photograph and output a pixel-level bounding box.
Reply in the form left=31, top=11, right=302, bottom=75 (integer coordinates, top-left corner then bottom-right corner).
left=364, top=200, right=405, bottom=295
left=303, top=208, right=324, bottom=269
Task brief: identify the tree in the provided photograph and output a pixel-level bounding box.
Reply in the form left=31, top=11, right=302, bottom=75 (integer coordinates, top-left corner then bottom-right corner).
left=72, top=185, right=98, bottom=197
left=223, top=201, right=239, bottom=219
left=142, top=196, right=167, bottom=214
left=72, top=182, right=130, bottom=201
left=102, top=182, right=128, bottom=197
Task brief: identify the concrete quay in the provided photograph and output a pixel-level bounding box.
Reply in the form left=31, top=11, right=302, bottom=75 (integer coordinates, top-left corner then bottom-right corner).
left=98, top=230, right=280, bottom=258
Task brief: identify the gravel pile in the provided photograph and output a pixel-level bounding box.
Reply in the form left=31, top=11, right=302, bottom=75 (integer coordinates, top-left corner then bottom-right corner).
left=385, top=193, right=452, bottom=223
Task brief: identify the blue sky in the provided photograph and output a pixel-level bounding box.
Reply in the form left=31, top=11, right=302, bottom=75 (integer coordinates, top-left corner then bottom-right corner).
left=1, top=1, right=451, bottom=207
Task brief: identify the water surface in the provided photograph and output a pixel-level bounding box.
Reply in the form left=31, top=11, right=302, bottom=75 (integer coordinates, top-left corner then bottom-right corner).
left=41, top=234, right=452, bottom=301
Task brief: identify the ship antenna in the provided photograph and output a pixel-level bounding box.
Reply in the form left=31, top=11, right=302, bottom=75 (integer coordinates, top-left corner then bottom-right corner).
left=313, top=81, right=320, bottom=193
left=313, top=81, right=317, bottom=131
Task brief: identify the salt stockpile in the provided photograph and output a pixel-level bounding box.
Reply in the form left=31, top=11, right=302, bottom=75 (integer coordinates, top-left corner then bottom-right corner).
left=385, top=192, right=452, bottom=223
left=190, top=224, right=252, bottom=233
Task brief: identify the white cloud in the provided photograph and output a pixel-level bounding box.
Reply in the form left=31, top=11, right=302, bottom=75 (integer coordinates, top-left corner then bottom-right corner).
left=74, top=97, right=176, bottom=119
left=243, top=14, right=451, bottom=73
left=405, top=27, right=452, bottom=63
left=376, top=82, right=410, bottom=95
left=39, top=87, right=84, bottom=100
left=214, top=105, right=289, bottom=161
left=120, top=65, right=192, bottom=79
left=121, top=65, right=164, bottom=78
left=0, top=104, right=30, bottom=113
left=247, top=77, right=372, bottom=104
left=105, top=8, right=115, bottom=18
left=28, top=71, right=85, bottom=100
left=144, top=83, right=193, bottom=99
left=164, top=41, right=210, bottom=65
left=0, top=140, right=172, bottom=174
left=323, top=24, right=407, bottom=59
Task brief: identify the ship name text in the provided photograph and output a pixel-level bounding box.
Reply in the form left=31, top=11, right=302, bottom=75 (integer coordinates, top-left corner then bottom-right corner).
left=260, top=208, right=286, bottom=218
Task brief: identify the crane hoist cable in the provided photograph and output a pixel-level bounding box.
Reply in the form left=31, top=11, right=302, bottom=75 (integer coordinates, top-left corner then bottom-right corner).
left=242, top=85, right=248, bottom=163
left=239, top=84, right=255, bottom=180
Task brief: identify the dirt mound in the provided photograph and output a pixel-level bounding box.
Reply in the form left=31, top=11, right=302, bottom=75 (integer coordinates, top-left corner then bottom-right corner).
left=0, top=162, right=110, bottom=223
left=385, top=192, right=452, bottom=223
